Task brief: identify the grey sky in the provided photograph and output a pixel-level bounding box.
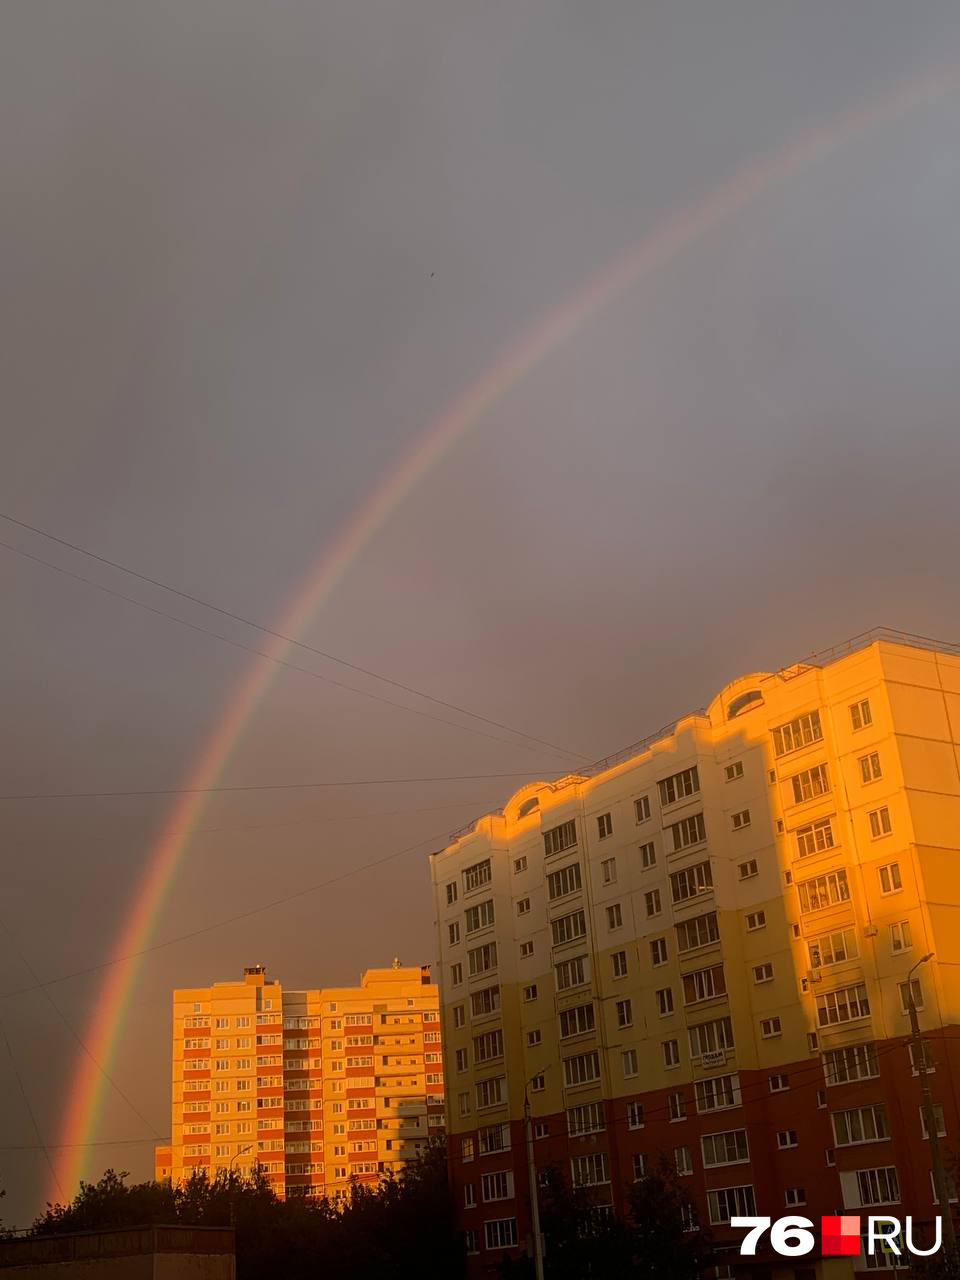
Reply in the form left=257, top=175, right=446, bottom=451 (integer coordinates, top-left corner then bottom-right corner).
left=3, top=0, right=960, bottom=1224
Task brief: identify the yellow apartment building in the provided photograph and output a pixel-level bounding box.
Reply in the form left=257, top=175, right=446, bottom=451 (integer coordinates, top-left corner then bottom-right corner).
left=156, top=963, right=444, bottom=1199
left=430, top=630, right=960, bottom=1278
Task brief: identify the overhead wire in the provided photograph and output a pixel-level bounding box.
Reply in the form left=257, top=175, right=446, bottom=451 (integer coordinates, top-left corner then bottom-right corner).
left=0, top=1018, right=65, bottom=1200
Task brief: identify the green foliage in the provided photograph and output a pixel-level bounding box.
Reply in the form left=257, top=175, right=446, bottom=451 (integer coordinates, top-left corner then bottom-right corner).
left=31, top=1139, right=464, bottom=1280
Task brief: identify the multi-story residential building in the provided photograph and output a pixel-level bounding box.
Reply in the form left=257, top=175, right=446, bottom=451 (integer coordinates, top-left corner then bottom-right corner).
left=430, top=631, right=960, bottom=1278
left=156, top=963, right=444, bottom=1199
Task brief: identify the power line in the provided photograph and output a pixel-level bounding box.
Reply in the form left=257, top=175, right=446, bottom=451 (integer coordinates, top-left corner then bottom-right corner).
left=0, top=771, right=561, bottom=803
left=0, top=1018, right=65, bottom=1201
left=0, top=823, right=455, bottom=1002
left=0, top=513, right=588, bottom=765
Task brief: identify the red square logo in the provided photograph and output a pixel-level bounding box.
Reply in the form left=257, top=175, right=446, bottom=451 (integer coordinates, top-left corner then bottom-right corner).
left=821, top=1215, right=861, bottom=1256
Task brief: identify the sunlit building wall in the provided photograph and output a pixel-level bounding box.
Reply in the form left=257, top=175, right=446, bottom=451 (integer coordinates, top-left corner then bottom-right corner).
left=157, top=964, right=444, bottom=1199
left=430, top=633, right=960, bottom=1278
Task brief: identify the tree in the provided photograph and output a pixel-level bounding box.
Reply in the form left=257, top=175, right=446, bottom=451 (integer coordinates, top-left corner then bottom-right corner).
left=627, top=1156, right=711, bottom=1280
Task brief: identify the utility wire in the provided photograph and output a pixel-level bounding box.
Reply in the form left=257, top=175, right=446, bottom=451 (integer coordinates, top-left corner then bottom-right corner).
left=0, top=916, right=161, bottom=1141
left=0, top=772, right=561, bottom=803
left=0, top=513, right=588, bottom=764
left=0, top=1018, right=65, bottom=1201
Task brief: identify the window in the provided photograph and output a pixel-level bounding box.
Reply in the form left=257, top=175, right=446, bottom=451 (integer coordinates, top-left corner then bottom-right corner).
left=616, top=999, right=633, bottom=1029
left=523, top=984, right=538, bottom=1002
left=668, top=1092, right=686, bottom=1121
left=547, top=862, right=582, bottom=900
left=878, top=862, right=902, bottom=894
left=725, top=760, right=744, bottom=781
left=777, top=1129, right=799, bottom=1149
left=656, top=987, right=674, bottom=1016
left=676, top=911, right=719, bottom=953
left=484, top=1220, right=518, bottom=1250
left=702, top=1130, right=749, bottom=1166
left=555, top=955, right=587, bottom=990
left=481, top=1170, right=514, bottom=1202
left=635, top=795, right=651, bottom=822
left=670, top=861, right=713, bottom=902
left=909, top=1039, right=935, bottom=1073
left=622, top=1049, right=639, bottom=1077
left=534, top=1122, right=549, bottom=1139
left=516, top=898, right=530, bottom=916
left=808, top=927, right=858, bottom=968
left=601, top=857, right=617, bottom=884
left=773, top=710, right=824, bottom=757
left=760, top=1017, right=782, bottom=1038
left=869, top=807, right=892, bottom=838
left=817, top=983, right=870, bottom=1026
left=708, top=1186, right=756, bottom=1225
left=898, top=977, right=924, bottom=1013
left=564, top=1051, right=601, bottom=1087
left=478, top=1124, right=510, bottom=1155
left=559, top=1003, right=595, bottom=1039
left=855, top=1167, right=900, bottom=1207
left=798, top=869, right=850, bottom=913
left=572, top=1152, right=610, bottom=1186
left=650, top=937, right=668, bottom=966
left=796, top=817, right=836, bottom=857
left=473, top=1029, right=504, bottom=1063
left=448, top=922, right=460, bottom=945
left=526, top=1029, right=542, bottom=1048
left=567, top=1102, right=605, bottom=1136
left=850, top=699, right=873, bottom=731
left=455, top=1048, right=468, bottom=1072
left=612, top=950, right=628, bottom=978
left=769, top=1073, right=790, bottom=1092
left=597, top=812, right=613, bottom=839
left=543, top=819, right=577, bottom=857
left=824, top=1043, right=879, bottom=1085
left=639, top=841, right=657, bottom=869
left=463, top=859, right=492, bottom=892
left=451, top=963, right=463, bottom=986
left=663, top=1039, right=681, bottom=1068
left=467, top=943, right=497, bottom=976
left=514, top=856, right=527, bottom=874
left=790, top=763, right=831, bottom=804
left=921, top=1104, right=946, bottom=1139
left=465, top=899, right=495, bottom=933
left=745, top=910, right=766, bottom=931
left=475, top=1076, right=505, bottom=1110
left=753, top=962, right=774, bottom=984
left=519, top=940, right=534, bottom=958
left=688, top=1016, right=734, bottom=1058
left=669, top=812, right=706, bottom=851
left=785, top=1188, right=807, bottom=1207
left=464, top=1183, right=476, bottom=1208
left=682, top=964, right=726, bottom=1005
left=471, top=985, right=501, bottom=1016
left=632, top=1153, right=647, bottom=1180
left=446, top=882, right=458, bottom=906
left=607, top=902, right=624, bottom=929
left=860, top=752, right=882, bottom=783
left=658, top=766, right=701, bottom=807
left=833, top=1104, right=888, bottom=1146
left=695, top=1074, right=741, bottom=1113
left=453, top=1004, right=465, bottom=1028
left=644, top=890, right=661, bottom=918
left=627, top=1101, right=645, bottom=1128
left=738, top=859, right=758, bottom=879
left=551, top=910, right=587, bottom=947
left=890, top=920, right=912, bottom=953
left=465, top=1229, right=478, bottom=1255
left=673, top=1144, right=693, bottom=1175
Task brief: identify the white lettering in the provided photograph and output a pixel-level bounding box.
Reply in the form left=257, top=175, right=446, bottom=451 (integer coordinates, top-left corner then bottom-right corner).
left=770, top=1216, right=815, bottom=1256
left=731, top=1218, right=770, bottom=1255
left=868, top=1218, right=901, bottom=1256
left=905, top=1215, right=941, bottom=1257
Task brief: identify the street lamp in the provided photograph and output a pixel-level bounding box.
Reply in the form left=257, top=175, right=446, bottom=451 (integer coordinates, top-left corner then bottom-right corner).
left=905, top=954, right=955, bottom=1255
left=229, top=1145, right=253, bottom=1230
left=524, top=1070, right=547, bottom=1280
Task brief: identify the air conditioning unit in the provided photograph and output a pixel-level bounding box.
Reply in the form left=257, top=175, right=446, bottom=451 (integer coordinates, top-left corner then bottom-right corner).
left=863, top=925, right=879, bottom=937
left=808, top=968, right=822, bottom=984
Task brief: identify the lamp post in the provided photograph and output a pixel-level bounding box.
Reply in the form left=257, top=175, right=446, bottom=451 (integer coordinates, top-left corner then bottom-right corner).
left=906, top=954, right=955, bottom=1255
left=524, top=1072, right=547, bottom=1280
left=229, top=1145, right=253, bottom=1230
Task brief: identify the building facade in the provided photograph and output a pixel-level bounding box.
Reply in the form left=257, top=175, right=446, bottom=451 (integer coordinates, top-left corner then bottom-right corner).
left=430, top=633, right=960, bottom=1277
left=157, top=964, right=444, bottom=1199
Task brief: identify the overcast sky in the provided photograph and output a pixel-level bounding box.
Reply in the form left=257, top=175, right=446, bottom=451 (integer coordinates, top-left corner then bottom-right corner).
left=3, top=0, right=960, bottom=1225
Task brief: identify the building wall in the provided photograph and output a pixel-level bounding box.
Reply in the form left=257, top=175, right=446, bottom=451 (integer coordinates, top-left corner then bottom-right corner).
left=161, top=965, right=443, bottom=1200
left=430, top=636, right=960, bottom=1277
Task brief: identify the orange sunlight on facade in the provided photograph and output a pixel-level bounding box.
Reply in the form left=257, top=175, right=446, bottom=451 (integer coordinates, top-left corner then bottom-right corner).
left=431, top=632, right=960, bottom=1278
left=156, top=963, right=444, bottom=1200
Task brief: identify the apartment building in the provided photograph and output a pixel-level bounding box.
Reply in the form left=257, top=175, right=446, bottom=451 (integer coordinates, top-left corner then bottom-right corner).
left=156, top=963, right=444, bottom=1199
left=430, top=632, right=960, bottom=1278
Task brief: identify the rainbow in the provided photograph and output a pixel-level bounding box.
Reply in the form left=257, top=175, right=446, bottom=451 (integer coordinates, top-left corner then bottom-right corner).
left=52, top=65, right=959, bottom=1202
